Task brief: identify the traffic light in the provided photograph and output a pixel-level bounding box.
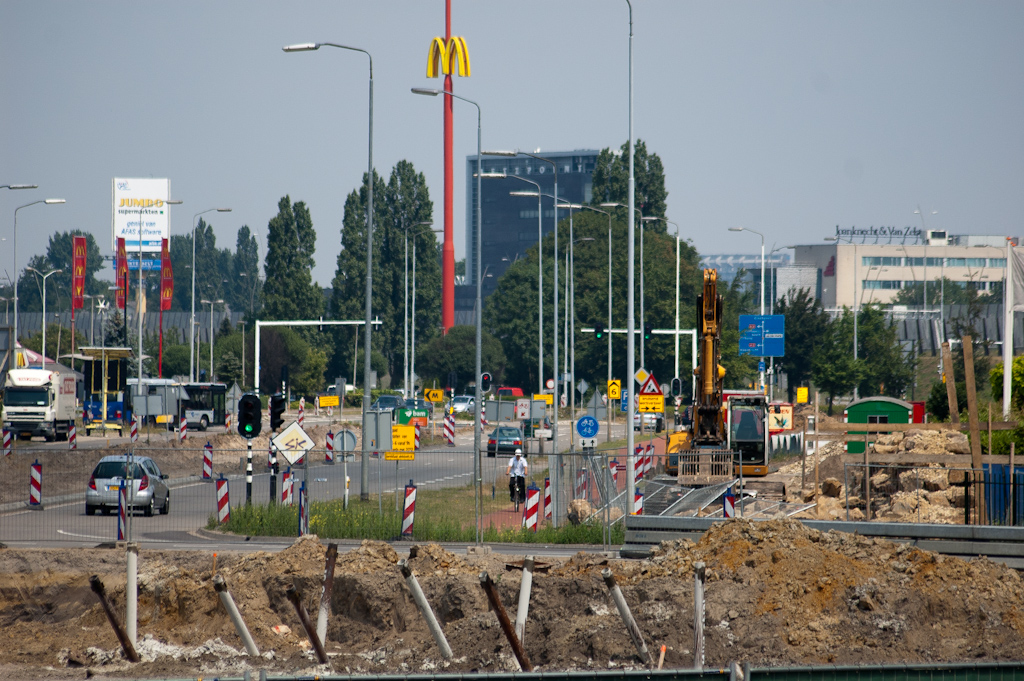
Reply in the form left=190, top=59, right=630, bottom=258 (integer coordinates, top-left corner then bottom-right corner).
left=643, top=323, right=652, bottom=340
left=480, top=372, right=492, bottom=392
left=237, top=393, right=262, bottom=439
left=671, top=377, right=682, bottom=397
left=269, top=393, right=287, bottom=431
left=594, top=323, right=604, bottom=339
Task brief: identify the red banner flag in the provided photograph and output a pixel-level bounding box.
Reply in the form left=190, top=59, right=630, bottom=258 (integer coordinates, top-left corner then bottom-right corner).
left=115, top=237, right=128, bottom=310
left=72, top=236, right=87, bottom=311
left=160, top=238, right=173, bottom=311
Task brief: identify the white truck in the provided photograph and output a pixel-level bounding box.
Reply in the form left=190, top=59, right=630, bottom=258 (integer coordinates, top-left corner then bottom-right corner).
left=2, top=369, right=78, bottom=441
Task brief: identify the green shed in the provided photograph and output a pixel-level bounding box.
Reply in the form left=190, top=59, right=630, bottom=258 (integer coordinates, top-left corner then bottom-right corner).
left=844, top=396, right=912, bottom=454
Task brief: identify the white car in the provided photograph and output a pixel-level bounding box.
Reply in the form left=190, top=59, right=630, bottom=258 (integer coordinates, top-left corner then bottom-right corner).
left=448, top=395, right=475, bottom=414
left=633, top=411, right=665, bottom=433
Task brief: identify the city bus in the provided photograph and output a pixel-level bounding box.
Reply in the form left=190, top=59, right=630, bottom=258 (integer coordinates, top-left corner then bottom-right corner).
left=181, top=382, right=227, bottom=430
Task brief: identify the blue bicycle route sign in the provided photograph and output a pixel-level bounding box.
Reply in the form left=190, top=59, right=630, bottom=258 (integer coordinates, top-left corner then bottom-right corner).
left=576, top=415, right=600, bottom=439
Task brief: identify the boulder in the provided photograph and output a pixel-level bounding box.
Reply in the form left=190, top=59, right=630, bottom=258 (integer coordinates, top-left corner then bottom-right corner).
left=821, top=478, right=843, bottom=498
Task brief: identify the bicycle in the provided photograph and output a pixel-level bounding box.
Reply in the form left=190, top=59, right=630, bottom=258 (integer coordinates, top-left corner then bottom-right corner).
left=509, top=475, right=526, bottom=512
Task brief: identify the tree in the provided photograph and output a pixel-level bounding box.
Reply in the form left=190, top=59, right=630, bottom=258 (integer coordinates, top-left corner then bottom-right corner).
left=856, top=304, right=916, bottom=398
left=216, top=351, right=243, bottom=387
left=229, top=225, right=261, bottom=316
left=263, top=196, right=322, bottom=323
left=416, top=325, right=506, bottom=391
left=591, top=139, right=667, bottom=220
left=168, top=217, right=233, bottom=313
left=893, top=277, right=1001, bottom=307
left=811, top=310, right=863, bottom=414
left=22, top=324, right=87, bottom=367
left=775, top=287, right=829, bottom=403
left=991, top=355, right=1024, bottom=411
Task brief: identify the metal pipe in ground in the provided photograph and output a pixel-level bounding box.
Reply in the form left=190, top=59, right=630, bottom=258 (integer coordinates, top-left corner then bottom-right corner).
left=316, top=543, right=339, bottom=647
left=694, top=561, right=706, bottom=670
left=601, top=568, right=651, bottom=665
left=285, top=586, right=329, bottom=664
left=480, top=570, right=532, bottom=671
left=514, top=556, right=535, bottom=644
left=213, top=574, right=260, bottom=657
left=89, top=575, right=140, bottom=663
left=398, top=559, right=453, bottom=659
left=126, top=542, right=138, bottom=646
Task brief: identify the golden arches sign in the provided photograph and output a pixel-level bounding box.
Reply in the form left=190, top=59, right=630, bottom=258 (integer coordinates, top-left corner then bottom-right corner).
left=426, top=36, right=471, bottom=78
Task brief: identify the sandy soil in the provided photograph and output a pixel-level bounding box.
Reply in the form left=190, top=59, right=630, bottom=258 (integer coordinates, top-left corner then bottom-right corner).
left=1, top=517, right=1023, bottom=680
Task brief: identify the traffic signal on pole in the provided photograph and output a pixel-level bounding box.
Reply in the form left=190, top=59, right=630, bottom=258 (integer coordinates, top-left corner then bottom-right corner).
left=643, top=323, right=652, bottom=340
left=269, top=393, right=286, bottom=431
left=671, top=377, right=682, bottom=397
left=237, top=393, right=262, bottom=439
left=594, top=323, right=604, bottom=339
left=481, top=372, right=492, bottom=392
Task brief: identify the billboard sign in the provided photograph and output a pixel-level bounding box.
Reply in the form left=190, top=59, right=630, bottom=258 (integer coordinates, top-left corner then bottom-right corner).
left=112, top=178, right=171, bottom=253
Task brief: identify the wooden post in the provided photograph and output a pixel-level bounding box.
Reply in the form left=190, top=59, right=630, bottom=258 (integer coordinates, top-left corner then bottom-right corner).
left=942, top=341, right=960, bottom=423
left=801, top=419, right=807, bottom=492
left=863, top=431, right=870, bottom=521
left=1011, top=442, right=1016, bottom=525
left=962, top=335, right=986, bottom=524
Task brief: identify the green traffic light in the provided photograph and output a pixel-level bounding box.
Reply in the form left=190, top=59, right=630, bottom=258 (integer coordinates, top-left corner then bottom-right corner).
left=244, top=424, right=253, bottom=433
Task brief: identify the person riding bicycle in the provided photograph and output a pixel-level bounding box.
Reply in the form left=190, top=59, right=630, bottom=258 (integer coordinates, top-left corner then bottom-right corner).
left=505, top=448, right=528, bottom=504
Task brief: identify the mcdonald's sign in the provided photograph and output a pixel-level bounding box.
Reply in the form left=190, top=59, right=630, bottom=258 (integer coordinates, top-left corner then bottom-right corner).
left=426, top=36, right=471, bottom=78
left=115, top=237, right=128, bottom=310
left=72, top=236, right=86, bottom=311
left=160, top=238, right=173, bottom=311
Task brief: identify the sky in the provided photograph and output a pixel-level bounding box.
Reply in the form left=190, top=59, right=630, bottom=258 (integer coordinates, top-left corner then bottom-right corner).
left=3, top=1, right=1023, bottom=289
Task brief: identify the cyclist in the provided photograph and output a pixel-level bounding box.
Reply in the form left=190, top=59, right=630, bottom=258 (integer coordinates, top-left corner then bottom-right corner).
left=505, top=448, right=528, bottom=506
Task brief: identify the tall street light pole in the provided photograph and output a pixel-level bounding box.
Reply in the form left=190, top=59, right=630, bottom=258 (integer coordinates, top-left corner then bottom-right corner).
left=200, top=298, right=223, bottom=381
left=413, top=87, right=483, bottom=542
left=411, top=227, right=444, bottom=400
left=190, top=208, right=231, bottom=382
left=624, top=0, right=637, bottom=512
left=644, top=217, right=680, bottom=379
left=286, top=42, right=374, bottom=501
left=13, top=198, right=65, bottom=361
left=404, top=220, right=433, bottom=397
left=25, top=267, right=62, bottom=369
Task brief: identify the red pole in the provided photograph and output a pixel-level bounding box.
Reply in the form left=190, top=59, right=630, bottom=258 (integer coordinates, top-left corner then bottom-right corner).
left=158, top=307, right=163, bottom=378
left=441, top=0, right=455, bottom=333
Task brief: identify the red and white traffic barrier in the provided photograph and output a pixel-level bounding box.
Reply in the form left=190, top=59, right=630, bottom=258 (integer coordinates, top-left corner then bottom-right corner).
left=633, top=449, right=644, bottom=485
left=298, top=397, right=305, bottom=426
left=3, top=429, right=11, bottom=456
left=610, top=459, right=619, bottom=488
left=225, top=412, right=232, bottom=431
left=523, top=484, right=540, bottom=531
left=179, top=417, right=187, bottom=442
left=281, top=468, right=293, bottom=505
left=130, top=416, right=139, bottom=443
left=202, top=442, right=214, bottom=480
left=401, top=480, right=417, bottom=536
left=216, top=475, right=230, bottom=523
left=575, top=467, right=588, bottom=500
left=724, top=488, right=736, bottom=518
left=443, top=413, right=455, bottom=446
left=633, top=490, right=644, bottom=515
left=544, top=477, right=552, bottom=519
left=325, top=430, right=335, bottom=464
left=414, top=423, right=421, bottom=451
left=117, top=481, right=127, bottom=541
left=644, top=445, right=653, bottom=474
left=68, top=425, right=77, bottom=450
left=480, top=405, right=488, bottom=429
left=29, top=460, right=42, bottom=507
left=298, top=481, right=308, bottom=536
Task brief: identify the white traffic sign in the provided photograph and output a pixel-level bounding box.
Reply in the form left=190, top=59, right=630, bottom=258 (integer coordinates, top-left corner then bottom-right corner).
left=639, top=374, right=663, bottom=395
left=515, top=398, right=530, bottom=419
left=271, top=421, right=316, bottom=465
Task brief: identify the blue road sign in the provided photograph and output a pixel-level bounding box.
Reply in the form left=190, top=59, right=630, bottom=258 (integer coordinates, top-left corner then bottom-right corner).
left=620, top=388, right=629, bottom=413
left=576, top=415, right=600, bottom=439
left=127, top=258, right=160, bottom=271
left=738, top=315, right=785, bottom=357
left=758, top=360, right=766, bottom=372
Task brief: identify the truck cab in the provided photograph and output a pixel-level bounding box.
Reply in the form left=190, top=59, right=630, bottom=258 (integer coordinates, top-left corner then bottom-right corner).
left=2, top=368, right=78, bottom=441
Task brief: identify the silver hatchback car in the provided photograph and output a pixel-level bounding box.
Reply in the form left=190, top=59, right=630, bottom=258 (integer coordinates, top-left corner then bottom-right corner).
left=86, top=455, right=170, bottom=517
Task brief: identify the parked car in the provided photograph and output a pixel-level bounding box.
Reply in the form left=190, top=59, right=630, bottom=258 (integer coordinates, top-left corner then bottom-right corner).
left=633, top=411, right=665, bottom=433
left=371, top=395, right=404, bottom=412
left=404, top=398, right=434, bottom=418
left=486, top=426, right=525, bottom=457
left=448, top=395, right=475, bottom=414
left=496, top=386, right=525, bottom=398
left=86, top=455, right=170, bottom=517
left=520, top=416, right=552, bottom=440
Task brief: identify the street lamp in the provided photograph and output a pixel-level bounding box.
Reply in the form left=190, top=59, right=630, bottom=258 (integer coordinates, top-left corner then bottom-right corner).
left=568, top=231, right=595, bottom=427
left=286, top=41, right=375, bottom=501
left=729, top=227, right=765, bottom=391
left=404, top=220, right=433, bottom=397
left=914, top=207, right=939, bottom=317
left=413, top=86, right=484, bottom=542
left=25, top=267, right=62, bottom=369
left=190, top=208, right=231, bottom=382
left=481, top=172, right=546, bottom=394
left=1, top=184, right=37, bottom=190
left=13, top=198, right=65, bottom=362
left=602, top=202, right=646, bottom=368
left=200, top=299, right=224, bottom=381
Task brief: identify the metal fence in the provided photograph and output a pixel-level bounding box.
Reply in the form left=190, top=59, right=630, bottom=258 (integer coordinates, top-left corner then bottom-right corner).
left=0, top=444, right=672, bottom=547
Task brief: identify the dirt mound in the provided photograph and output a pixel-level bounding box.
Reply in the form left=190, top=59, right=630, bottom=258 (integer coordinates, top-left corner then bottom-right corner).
left=2, top=521, right=1024, bottom=679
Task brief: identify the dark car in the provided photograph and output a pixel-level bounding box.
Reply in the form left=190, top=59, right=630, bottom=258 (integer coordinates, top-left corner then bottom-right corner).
left=486, top=426, right=524, bottom=458
left=520, top=416, right=552, bottom=440
left=404, top=398, right=434, bottom=418
left=86, top=455, right=170, bottom=517
left=371, top=394, right=403, bottom=412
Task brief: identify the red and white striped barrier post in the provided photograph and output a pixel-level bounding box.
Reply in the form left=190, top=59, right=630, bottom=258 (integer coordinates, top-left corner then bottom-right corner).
left=68, top=424, right=77, bottom=450
left=543, top=476, right=552, bottom=520
left=610, top=459, right=619, bottom=488
left=281, top=467, right=293, bottom=505
left=401, top=480, right=417, bottom=537
left=575, top=467, right=588, bottom=500
left=325, top=430, right=335, bottom=464
left=723, top=488, right=736, bottom=518
left=117, top=480, right=127, bottom=541
left=633, top=449, right=644, bottom=485
left=298, top=397, right=305, bottom=426
left=179, top=417, right=187, bottom=442
left=29, top=460, right=42, bottom=508
left=297, top=481, right=308, bottom=536
left=645, top=444, right=653, bottom=474
left=443, top=413, right=455, bottom=446
left=202, top=442, right=214, bottom=480
left=480, top=405, right=488, bottom=429
left=216, top=475, right=230, bottom=523
left=130, top=416, right=139, bottom=444
left=4, top=428, right=12, bottom=456
left=633, top=490, right=644, bottom=515
left=414, top=423, right=421, bottom=451
left=225, top=412, right=232, bottom=431
left=524, top=484, right=540, bottom=531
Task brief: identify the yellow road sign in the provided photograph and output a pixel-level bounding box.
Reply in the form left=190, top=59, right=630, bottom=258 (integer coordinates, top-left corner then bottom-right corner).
left=638, top=395, right=664, bottom=413
left=533, top=393, right=553, bottom=406
left=425, top=388, right=445, bottom=403
left=796, top=387, right=809, bottom=404
left=607, top=379, right=621, bottom=400
left=385, top=451, right=415, bottom=461
left=318, top=394, right=339, bottom=407
left=391, top=425, right=416, bottom=451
